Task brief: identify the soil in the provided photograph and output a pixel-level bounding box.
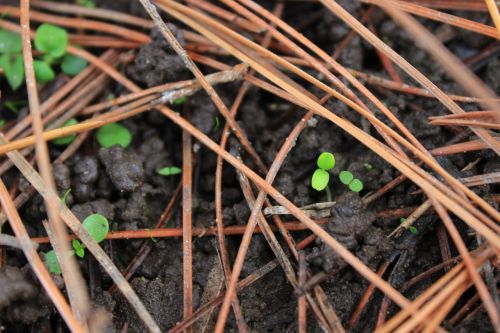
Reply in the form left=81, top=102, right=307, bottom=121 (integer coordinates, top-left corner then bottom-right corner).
left=0, top=1, right=499, bottom=332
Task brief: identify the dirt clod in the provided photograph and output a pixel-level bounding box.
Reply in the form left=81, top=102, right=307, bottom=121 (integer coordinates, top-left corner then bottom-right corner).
left=98, top=145, right=144, bottom=192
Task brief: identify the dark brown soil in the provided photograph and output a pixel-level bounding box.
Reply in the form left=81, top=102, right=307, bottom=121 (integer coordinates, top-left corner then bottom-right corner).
left=0, top=1, right=498, bottom=332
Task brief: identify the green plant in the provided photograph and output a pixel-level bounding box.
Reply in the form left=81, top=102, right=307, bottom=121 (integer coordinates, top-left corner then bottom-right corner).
left=0, top=24, right=88, bottom=90
left=77, top=0, right=96, bottom=8
left=338, top=170, right=364, bottom=193
left=0, top=30, right=24, bottom=90
left=44, top=250, right=62, bottom=274
left=173, top=96, right=187, bottom=105
left=44, top=214, right=109, bottom=273
left=400, top=218, right=418, bottom=234
left=72, top=214, right=109, bottom=258
left=96, top=123, right=132, bottom=148
left=51, top=118, right=78, bottom=146
left=311, top=152, right=335, bottom=191
left=157, top=166, right=182, bottom=176
left=60, top=188, right=72, bottom=205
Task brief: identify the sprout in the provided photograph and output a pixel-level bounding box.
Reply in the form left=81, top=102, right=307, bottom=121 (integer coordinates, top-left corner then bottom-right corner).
left=311, top=152, right=335, bottom=192
left=311, top=169, right=330, bottom=191
left=339, top=170, right=364, bottom=193
left=339, top=170, right=353, bottom=185
left=96, top=123, right=132, bottom=148
left=157, top=166, right=182, bottom=176
left=61, top=54, right=88, bottom=76
left=348, top=179, right=363, bottom=193
left=45, top=214, right=109, bottom=272
left=173, top=96, right=187, bottom=105
left=52, top=118, right=78, bottom=146
left=317, top=152, right=335, bottom=170
left=34, top=23, right=68, bottom=59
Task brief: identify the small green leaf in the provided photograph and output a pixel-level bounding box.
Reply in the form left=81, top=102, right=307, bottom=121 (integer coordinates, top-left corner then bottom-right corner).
left=349, top=179, right=363, bottom=193
left=77, top=0, right=96, bottom=8
left=44, top=250, right=62, bottom=274
left=60, top=188, right=72, bottom=205
left=317, top=152, right=335, bottom=171
left=364, top=163, right=373, bottom=170
left=34, top=24, right=68, bottom=58
left=52, top=118, right=78, bottom=145
left=213, top=116, right=220, bottom=133
left=83, top=213, right=109, bottom=244
left=311, top=169, right=329, bottom=191
left=34, top=60, right=55, bottom=83
left=339, top=170, right=353, bottom=185
left=0, top=53, right=25, bottom=90
left=173, top=96, right=187, bottom=105
left=0, top=30, right=22, bottom=54
left=72, top=240, right=85, bottom=258
left=409, top=226, right=418, bottom=234
left=61, top=54, right=88, bottom=76
left=0, top=119, right=5, bottom=129
left=96, top=123, right=132, bottom=148
left=157, top=166, right=182, bottom=176
left=400, top=218, right=406, bottom=224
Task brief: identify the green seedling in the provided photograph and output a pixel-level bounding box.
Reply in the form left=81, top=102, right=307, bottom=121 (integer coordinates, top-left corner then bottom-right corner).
left=77, top=0, right=96, bottom=8
left=44, top=250, right=62, bottom=274
left=400, top=218, right=418, bottom=235
left=72, top=214, right=109, bottom=258
left=0, top=24, right=88, bottom=90
left=0, top=29, right=24, bottom=90
left=96, top=123, right=132, bottom=148
left=157, top=166, right=182, bottom=176
left=213, top=116, right=220, bottom=133
left=44, top=214, right=109, bottom=273
left=311, top=152, right=335, bottom=191
left=60, top=188, right=72, bottom=205
left=0, top=119, right=5, bottom=129
left=173, top=96, right=187, bottom=105
left=51, top=118, right=78, bottom=146
left=338, top=170, right=363, bottom=193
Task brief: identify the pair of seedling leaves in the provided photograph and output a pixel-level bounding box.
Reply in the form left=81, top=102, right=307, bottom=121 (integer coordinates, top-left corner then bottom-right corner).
left=311, top=152, right=363, bottom=192
left=45, top=214, right=109, bottom=274
left=0, top=24, right=87, bottom=91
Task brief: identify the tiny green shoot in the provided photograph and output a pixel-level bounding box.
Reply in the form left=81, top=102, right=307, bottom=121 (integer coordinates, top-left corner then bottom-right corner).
left=45, top=214, right=109, bottom=272
left=34, top=23, right=68, bottom=58
left=71, top=213, right=109, bottom=258
left=77, top=0, right=96, bottom=8
left=51, top=118, right=78, bottom=146
left=60, top=188, right=72, bottom=205
left=44, top=250, right=62, bottom=274
left=96, top=123, right=132, bottom=148
left=61, top=54, right=88, bottom=76
left=0, top=24, right=87, bottom=90
left=213, top=116, right=220, bottom=133
left=338, top=170, right=363, bottom=193
left=364, top=163, right=373, bottom=170
left=311, top=152, right=335, bottom=192
left=0, top=119, right=5, bottom=129
left=157, top=166, right=182, bottom=176
left=311, top=169, right=330, bottom=191
left=173, top=96, right=187, bottom=105
left=317, top=152, right=335, bottom=170
left=400, top=218, right=417, bottom=234
left=349, top=179, right=363, bottom=193
left=339, top=171, right=353, bottom=185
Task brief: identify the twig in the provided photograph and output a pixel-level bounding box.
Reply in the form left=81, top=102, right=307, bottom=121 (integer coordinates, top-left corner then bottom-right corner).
left=0, top=179, right=83, bottom=332
left=182, top=117, right=193, bottom=333
left=20, top=0, right=91, bottom=326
